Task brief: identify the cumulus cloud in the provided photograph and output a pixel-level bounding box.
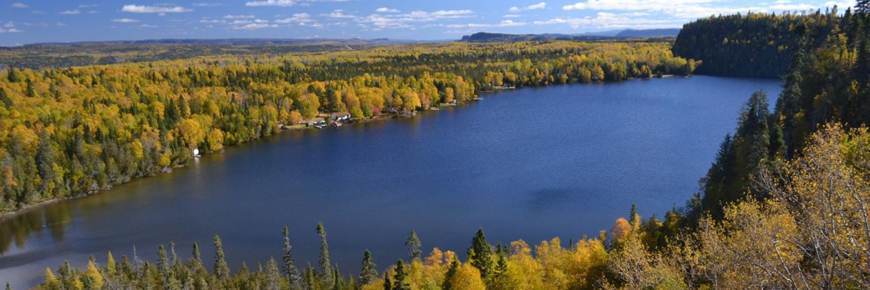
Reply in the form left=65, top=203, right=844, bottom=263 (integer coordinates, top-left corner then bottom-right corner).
left=275, top=13, right=314, bottom=24
left=113, top=18, right=140, bottom=23
left=245, top=0, right=297, bottom=6
left=11, top=3, right=28, bottom=8
left=447, top=20, right=527, bottom=28
left=60, top=9, right=82, bottom=15
left=509, top=2, right=546, bottom=12
left=361, top=9, right=474, bottom=30
left=535, top=11, right=680, bottom=29
left=376, top=7, right=400, bottom=13
left=193, top=2, right=223, bottom=7
left=224, top=15, right=256, bottom=19
left=121, top=5, right=192, bottom=13
left=0, top=21, right=23, bottom=33
left=324, top=9, right=357, bottom=19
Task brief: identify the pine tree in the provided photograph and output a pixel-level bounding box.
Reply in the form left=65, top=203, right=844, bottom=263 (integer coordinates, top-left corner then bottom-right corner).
left=359, top=250, right=378, bottom=285
left=392, top=260, right=410, bottom=290
left=83, top=259, right=104, bottom=290
left=158, top=245, right=170, bottom=278
left=169, top=242, right=178, bottom=266
left=382, top=276, right=392, bottom=290
left=265, top=257, right=281, bottom=290
left=405, top=230, right=422, bottom=261
left=628, top=204, right=640, bottom=230
left=283, top=226, right=302, bottom=289
left=442, top=259, right=459, bottom=290
left=316, top=222, right=333, bottom=286
left=468, top=228, right=493, bottom=281
left=213, top=235, right=230, bottom=280
left=858, top=0, right=870, bottom=13
left=0, top=88, right=12, bottom=109
left=26, top=79, right=35, bottom=98
left=191, top=242, right=203, bottom=271
left=7, top=66, right=18, bottom=83
left=4, top=282, right=10, bottom=290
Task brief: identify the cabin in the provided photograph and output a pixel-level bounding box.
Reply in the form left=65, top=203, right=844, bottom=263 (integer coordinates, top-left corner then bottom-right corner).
left=330, top=112, right=351, bottom=122
left=306, top=118, right=326, bottom=128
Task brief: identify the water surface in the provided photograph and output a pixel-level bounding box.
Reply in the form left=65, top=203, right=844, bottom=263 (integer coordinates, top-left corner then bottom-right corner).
left=0, top=76, right=781, bottom=288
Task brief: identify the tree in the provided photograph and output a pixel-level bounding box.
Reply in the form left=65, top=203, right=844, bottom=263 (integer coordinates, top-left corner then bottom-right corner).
left=213, top=235, right=230, bottom=280
left=405, top=230, right=422, bottom=261
left=467, top=228, right=492, bottom=281
left=83, top=259, right=104, bottom=290
left=316, top=222, right=333, bottom=286
left=283, top=226, right=302, bottom=288
left=359, top=250, right=378, bottom=285
left=442, top=258, right=460, bottom=290
left=391, top=260, right=410, bottom=290
left=0, top=88, right=12, bottom=109
left=265, top=257, right=281, bottom=290
left=858, top=0, right=869, bottom=12
left=382, top=276, right=392, bottom=290
left=448, top=263, right=486, bottom=290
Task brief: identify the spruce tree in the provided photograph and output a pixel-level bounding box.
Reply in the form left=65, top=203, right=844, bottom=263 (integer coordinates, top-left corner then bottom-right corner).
left=468, top=228, right=493, bottom=280
left=283, top=226, right=302, bottom=288
left=213, top=235, right=230, bottom=280
left=265, top=257, right=281, bottom=290
left=392, top=260, right=410, bottom=290
left=158, top=245, right=170, bottom=278
left=858, top=0, right=870, bottom=13
left=7, top=66, right=18, bottom=83
left=441, top=259, right=459, bottom=290
left=360, top=250, right=378, bottom=285
left=383, top=276, right=392, bottom=290
left=191, top=242, right=203, bottom=271
left=0, top=88, right=12, bottom=109
left=405, top=230, right=422, bottom=261
left=316, top=222, right=333, bottom=286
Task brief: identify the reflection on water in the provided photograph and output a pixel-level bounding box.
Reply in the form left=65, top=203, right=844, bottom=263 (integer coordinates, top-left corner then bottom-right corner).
left=0, top=76, right=782, bottom=289
left=0, top=202, right=71, bottom=254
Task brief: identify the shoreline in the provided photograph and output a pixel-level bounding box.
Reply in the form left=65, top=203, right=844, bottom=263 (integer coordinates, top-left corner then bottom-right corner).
left=0, top=76, right=691, bottom=220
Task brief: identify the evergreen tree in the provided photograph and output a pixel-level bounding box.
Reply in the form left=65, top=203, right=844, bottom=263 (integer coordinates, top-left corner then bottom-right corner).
left=213, top=235, right=230, bottom=280
left=191, top=242, right=203, bottom=270
left=405, top=230, right=422, bottom=261
left=316, top=222, right=333, bottom=286
left=26, top=79, right=35, bottom=98
left=0, top=88, right=12, bottom=108
left=392, top=260, right=410, bottom=290
left=359, top=250, right=378, bottom=285
left=467, top=228, right=493, bottom=281
left=858, top=0, right=870, bottom=12
left=35, top=131, right=56, bottom=196
left=382, top=276, right=392, bottom=290
left=158, top=245, right=170, bottom=278
left=106, top=252, right=116, bottom=276
left=265, top=257, right=281, bottom=290
left=7, top=66, right=18, bottom=83
left=441, top=259, right=459, bottom=290
left=282, top=226, right=302, bottom=288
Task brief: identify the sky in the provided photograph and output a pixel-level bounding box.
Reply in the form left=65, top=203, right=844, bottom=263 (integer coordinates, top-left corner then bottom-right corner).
left=0, top=0, right=856, bottom=45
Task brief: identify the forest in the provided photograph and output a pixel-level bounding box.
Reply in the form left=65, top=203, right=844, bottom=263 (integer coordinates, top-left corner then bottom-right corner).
left=0, top=41, right=695, bottom=214
left=12, top=3, right=870, bottom=290
left=672, top=7, right=851, bottom=77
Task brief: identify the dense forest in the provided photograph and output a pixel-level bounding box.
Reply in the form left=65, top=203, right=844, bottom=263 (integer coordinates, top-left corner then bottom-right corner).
left=13, top=3, right=870, bottom=290
left=0, top=41, right=696, bottom=214
left=672, top=7, right=851, bottom=77
left=0, top=40, right=400, bottom=70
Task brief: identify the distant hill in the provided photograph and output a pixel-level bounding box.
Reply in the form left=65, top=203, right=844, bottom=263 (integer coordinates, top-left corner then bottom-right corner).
left=615, top=28, right=681, bottom=38
left=460, top=29, right=680, bottom=43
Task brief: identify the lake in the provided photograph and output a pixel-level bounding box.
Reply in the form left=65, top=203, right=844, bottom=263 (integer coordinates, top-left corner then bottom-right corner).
left=0, top=76, right=781, bottom=288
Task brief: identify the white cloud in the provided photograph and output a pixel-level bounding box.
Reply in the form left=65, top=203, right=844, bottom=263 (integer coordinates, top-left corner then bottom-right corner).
left=11, top=3, right=28, bottom=8
left=113, top=18, right=140, bottom=23
left=60, top=9, right=81, bottom=15
left=325, top=9, right=357, bottom=19
left=361, top=9, right=475, bottom=30
left=559, top=0, right=851, bottom=20
left=535, top=11, right=680, bottom=29
left=78, top=4, right=98, bottom=8
left=193, top=2, right=223, bottom=7
left=234, top=23, right=279, bottom=29
left=275, top=13, right=314, bottom=24
left=447, top=20, right=527, bottom=28
left=503, top=14, right=522, bottom=18
left=121, top=5, right=192, bottom=13
left=510, top=2, right=546, bottom=12
left=139, top=24, right=158, bottom=28
left=376, top=7, right=400, bottom=13
left=246, top=0, right=297, bottom=6
left=224, top=15, right=256, bottom=19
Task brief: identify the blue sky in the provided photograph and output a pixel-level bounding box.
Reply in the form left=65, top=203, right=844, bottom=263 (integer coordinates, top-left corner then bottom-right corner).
left=0, top=0, right=856, bottom=45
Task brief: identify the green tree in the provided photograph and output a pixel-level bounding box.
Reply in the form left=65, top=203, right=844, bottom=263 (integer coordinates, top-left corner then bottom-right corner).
left=391, top=260, right=410, bottom=290
left=213, top=235, right=230, bottom=280
left=442, top=259, right=460, bottom=290
left=359, top=250, right=378, bottom=285
left=0, top=88, right=12, bottom=108
left=405, top=230, right=422, bottom=261
left=283, top=226, right=302, bottom=289
left=316, top=222, right=333, bottom=286
left=467, top=228, right=492, bottom=281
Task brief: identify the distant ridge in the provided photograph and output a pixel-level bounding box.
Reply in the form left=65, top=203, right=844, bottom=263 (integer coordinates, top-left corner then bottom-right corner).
left=460, top=29, right=680, bottom=43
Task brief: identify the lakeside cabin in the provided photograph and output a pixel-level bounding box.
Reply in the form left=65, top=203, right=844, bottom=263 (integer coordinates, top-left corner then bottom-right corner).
left=330, top=112, right=351, bottom=122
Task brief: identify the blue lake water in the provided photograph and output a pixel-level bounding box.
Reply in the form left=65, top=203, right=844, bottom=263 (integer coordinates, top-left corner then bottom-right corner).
left=0, top=76, right=781, bottom=288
